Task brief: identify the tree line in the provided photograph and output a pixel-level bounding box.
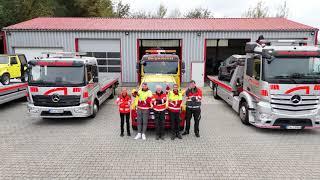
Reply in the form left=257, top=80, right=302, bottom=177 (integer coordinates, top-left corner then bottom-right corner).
left=0, top=0, right=289, bottom=29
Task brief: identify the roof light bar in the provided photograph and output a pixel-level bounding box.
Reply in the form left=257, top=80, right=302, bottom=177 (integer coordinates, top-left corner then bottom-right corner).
left=145, top=50, right=176, bottom=53
left=42, top=52, right=87, bottom=58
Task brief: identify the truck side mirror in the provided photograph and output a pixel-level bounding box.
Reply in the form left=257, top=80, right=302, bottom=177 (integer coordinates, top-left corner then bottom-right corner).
left=93, top=77, right=99, bottom=83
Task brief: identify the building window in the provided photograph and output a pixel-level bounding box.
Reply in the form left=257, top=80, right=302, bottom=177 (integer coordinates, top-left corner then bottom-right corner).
left=86, top=52, right=121, bottom=73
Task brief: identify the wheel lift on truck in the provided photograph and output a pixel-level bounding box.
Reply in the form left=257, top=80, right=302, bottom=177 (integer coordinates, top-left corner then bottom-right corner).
left=27, top=52, right=118, bottom=118
left=208, top=37, right=320, bottom=130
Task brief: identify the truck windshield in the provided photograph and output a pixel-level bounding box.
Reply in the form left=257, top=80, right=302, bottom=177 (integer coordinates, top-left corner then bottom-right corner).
left=0, top=56, right=8, bottom=64
left=29, top=66, right=85, bottom=86
left=264, top=57, right=320, bottom=84
left=143, top=61, right=178, bottom=74
left=145, top=82, right=175, bottom=93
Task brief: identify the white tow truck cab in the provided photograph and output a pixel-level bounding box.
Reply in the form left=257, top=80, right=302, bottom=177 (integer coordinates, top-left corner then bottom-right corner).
left=27, top=52, right=118, bottom=118
left=208, top=39, right=320, bottom=129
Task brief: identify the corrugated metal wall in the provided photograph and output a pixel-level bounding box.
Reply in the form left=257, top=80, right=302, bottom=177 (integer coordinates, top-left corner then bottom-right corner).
left=5, top=30, right=315, bottom=82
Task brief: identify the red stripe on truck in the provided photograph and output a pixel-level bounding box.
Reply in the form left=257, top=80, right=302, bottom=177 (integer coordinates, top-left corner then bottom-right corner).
left=0, top=83, right=28, bottom=93
left=207, top=76, right=232, bottom=92
left=44, top=87, right=68, bottom=95
left=100, top=79, right=118, bottom=92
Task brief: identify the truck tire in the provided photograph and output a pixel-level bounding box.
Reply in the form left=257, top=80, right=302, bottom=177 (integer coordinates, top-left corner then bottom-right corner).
left=213, top=85, right=220, bottom=99
left=109, top=87, right=115, bottom=99
left=1, top=73, right=10, bottom=85
left=90, top=101, right=99, bottom=118
left=239, top=101, right=250, bottom=125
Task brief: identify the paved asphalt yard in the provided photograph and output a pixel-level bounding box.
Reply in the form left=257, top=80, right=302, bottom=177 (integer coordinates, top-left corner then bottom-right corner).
left=1, top=92, right=320, bottom=179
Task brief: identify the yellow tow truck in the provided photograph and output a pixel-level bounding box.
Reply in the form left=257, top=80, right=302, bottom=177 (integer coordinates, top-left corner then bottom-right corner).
left=131, top=50, right=186, bottom=130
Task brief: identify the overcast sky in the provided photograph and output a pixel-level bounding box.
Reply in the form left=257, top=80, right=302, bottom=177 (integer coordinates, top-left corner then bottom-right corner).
left=120, top=0, right=319, bottom=29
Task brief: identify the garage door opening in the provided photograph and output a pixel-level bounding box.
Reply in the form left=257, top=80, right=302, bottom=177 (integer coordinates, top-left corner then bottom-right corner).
left=138, top=39, right=182, bottom=60
left=205, top=39, right=250, bottom=76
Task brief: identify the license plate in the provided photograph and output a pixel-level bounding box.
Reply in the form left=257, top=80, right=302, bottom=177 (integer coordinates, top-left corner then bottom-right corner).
left=49, top=109, right=64, bottom=114
left=286, top=126, right=302, bottom=130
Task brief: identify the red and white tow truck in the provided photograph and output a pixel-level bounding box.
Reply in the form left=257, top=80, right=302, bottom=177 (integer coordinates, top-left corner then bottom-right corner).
left=208, top=39, right=320, bottom=129
left=27, top=52, right=118, bottom=118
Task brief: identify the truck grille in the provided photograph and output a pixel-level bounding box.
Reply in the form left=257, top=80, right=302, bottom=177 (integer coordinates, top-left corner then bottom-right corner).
left=32, top=95, right=81, bottom=107
left=270, top=94, right=319, bottom=112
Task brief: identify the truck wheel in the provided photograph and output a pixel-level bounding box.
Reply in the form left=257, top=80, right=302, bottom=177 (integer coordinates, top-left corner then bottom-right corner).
left=109, top=87, right=115, bottom=99
left=239, top=101, right=250, bottom=125
left=132, top=125, right=137, bottom=130
left=90, top=102, right=99, bottom=118
left=1, top=74, right=10, bottom=85
left=213, top=85, right=220, bottom=99
left=21, top=72, right=28, bottom=82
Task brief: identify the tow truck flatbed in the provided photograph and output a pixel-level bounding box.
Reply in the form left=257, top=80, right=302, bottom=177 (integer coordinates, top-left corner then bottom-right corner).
left=0, top=82, right=28, bottom=105
left=207, top=75, right=232, bottom=92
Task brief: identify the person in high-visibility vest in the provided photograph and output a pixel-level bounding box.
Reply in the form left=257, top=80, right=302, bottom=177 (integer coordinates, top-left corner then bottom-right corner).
left=115, top=88, right=131, bottom=137
left=134, top=82, right=153, bottom=140
left=168, top=84, right=183, bottom=140
left=152, top=85, right=167, bottom=140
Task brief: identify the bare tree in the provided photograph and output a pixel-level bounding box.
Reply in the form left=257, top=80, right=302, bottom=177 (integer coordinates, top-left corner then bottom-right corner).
left=114, top=0, right=130, bottom=18
left=155, top=3, right=167, bottom=18
left=130, top=10, right=154, bottom=18
left=242, top=1, right=269, bottom=18
left=275, top=1, right=289, bottom=18
left=184, top=7, right=212, bottom=18
left=168, top=8, right=181, bottom=18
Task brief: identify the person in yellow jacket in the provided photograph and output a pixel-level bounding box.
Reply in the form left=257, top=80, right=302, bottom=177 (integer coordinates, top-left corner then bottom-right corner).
left=134, top=83, right=153, bottom=140
left=168, top=84, right=183, bottom=140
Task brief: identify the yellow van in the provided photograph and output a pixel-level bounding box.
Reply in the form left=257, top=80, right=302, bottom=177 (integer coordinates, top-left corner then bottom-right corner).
left=0, top=54, right=28, bottom=85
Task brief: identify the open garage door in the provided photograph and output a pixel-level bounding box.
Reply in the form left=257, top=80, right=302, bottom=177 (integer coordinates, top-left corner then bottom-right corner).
left=205, top=39, right=250, bottom=76
left=14, top=47, right=63, bottom=61
left=138, top=39, right=181, bottom=60
left=79, top=39, right=121, bottom=80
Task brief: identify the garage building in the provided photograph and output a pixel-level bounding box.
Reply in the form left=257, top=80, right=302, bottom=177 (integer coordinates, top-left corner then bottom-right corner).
left=2, top=17, right=318, bottom=84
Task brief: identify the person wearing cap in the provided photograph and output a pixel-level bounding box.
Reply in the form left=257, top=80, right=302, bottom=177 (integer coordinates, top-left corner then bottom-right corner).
left=152, top=85, right=167, bottom=140
left=134, top=82, right=153, bottom=140
left=115, top=88, right=131, bottom=137
left=182, top=80, right=203, bottom=137
left=168, top=84, right=183, bottom=140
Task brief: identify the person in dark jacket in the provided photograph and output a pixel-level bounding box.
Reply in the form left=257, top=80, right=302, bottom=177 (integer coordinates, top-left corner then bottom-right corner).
left=182, top=80, right=203, bottom=137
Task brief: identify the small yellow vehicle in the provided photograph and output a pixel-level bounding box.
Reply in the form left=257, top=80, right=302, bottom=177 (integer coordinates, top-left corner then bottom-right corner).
left=0, top=54, right=28, bottom=85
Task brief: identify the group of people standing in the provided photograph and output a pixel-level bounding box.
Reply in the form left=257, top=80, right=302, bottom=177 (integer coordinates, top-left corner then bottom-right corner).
left=116, top=80, right=202, bottom=141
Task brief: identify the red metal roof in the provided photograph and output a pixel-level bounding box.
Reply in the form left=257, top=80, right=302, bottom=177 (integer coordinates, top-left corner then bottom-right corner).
left=3, top=17, right=317, bottom=32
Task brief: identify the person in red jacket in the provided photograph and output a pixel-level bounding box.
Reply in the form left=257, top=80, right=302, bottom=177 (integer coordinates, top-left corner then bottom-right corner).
left=116, top=88, right=132, bottom=137
left=152, top=85, right=167, bottom=140
left=182, top=80, right=203, bottom=137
